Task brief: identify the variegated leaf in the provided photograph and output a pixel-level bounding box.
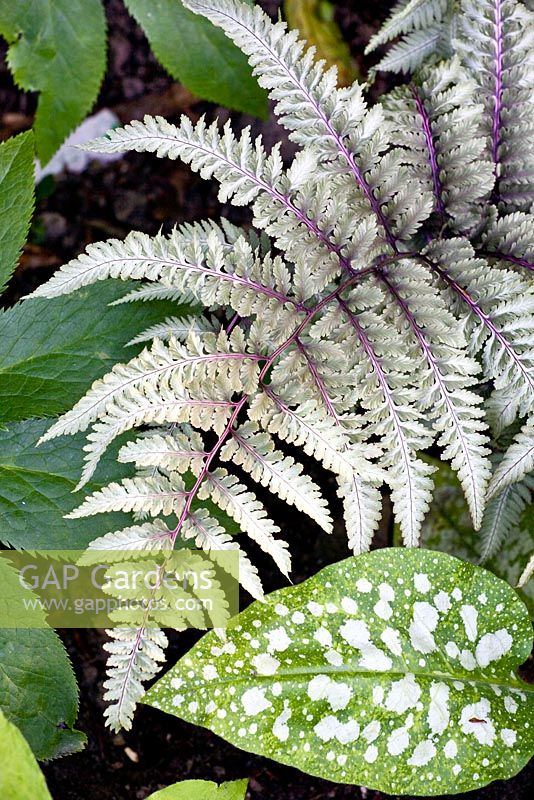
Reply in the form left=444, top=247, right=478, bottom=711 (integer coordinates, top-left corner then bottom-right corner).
left=146, top=549, right=533, bottom=795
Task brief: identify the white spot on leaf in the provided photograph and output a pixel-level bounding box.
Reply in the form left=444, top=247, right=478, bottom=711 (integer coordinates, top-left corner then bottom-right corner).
left=407, top=739, right=436, bottom=766
left=387, top=726, right=410, bottom=755
left=314, top=715, right=360, bottom=744
left=460, top=699, right=496, bottom=745
left=414, top=573, right=431, bottom=593
left=409, top=602, right=439, bottom=653
left=364, top=744, right=378, bottom=763
left=475, top=629, right=513, bottom=667
left=361, top=720, right=381, bottom=742
left=427, top=682, right=450, bottom=735
left=460, top=605, right=478, bottom=642
left=266, top=627, right=291, bottom=654
left=380, top=627, right=402, bottom=656
left=273, top=703, right=292, bottom=742
left=307, top=675, right=352, bottom=711
left=241, top=687, right=272, bottom=716
left=251, top=653, right=280, bottom=676
left=501, top=729, right=517, bottom=746
left=444, top=740, right=457, bottom=759
left=384, top=674, right=421, bottom=714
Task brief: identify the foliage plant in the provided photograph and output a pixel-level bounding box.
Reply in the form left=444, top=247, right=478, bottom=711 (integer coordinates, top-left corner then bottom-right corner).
left=0, top=0, right=266, bottom=166
left=21, top=0, right=534, bottom=792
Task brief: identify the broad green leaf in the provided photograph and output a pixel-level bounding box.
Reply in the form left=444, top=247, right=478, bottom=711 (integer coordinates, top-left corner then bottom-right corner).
left=146, top=549, right=533, bottom=795
left=0, top=710, right=52, bottom=799
left=0, top=131, right=35, bottom=294
left=0, top=561, right=85, bottom=759
left=0, top=281, right=189, bottom=424
left=284, top=0, right=359, bottom=86
left=0, top=1, right=106, bottom=165
left=0, top=418, right=135, bottom=550
left=419, top=459, right=534, bottom=617
left=146, top=778, right=248, bottom=799
left=0, top=628, right=86, bottom=760
left=124, top=0, right=267, bottom=118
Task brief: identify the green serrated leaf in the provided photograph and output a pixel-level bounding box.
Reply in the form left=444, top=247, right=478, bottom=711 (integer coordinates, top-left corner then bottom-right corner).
left=0, top=533, right=85, bottom=762
left=0, top=280, right=190, bottom=424
left=124, top=0, right=267, bottom=118
left=0, top=418, right=136, bottom=550
left=0, top=566, right=85, bottom=760
left=0, top=131, right=35, bottom=294
left=284, top=0, right=359, bottom=86
left=146, top=549, right=533, bottom=795
left=146, top=778, right=248, bottom=799
left=0, top=1, right=107, bottom=165
left=418, top=459, right=534, bottom=618
left=0, top=709, right=52, bottom=799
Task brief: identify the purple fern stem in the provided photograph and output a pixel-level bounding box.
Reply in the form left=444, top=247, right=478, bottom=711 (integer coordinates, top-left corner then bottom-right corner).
left=479, top=249, right=534, bottom=272
left=491, top=0, right=504, bottom=200
left=411, top=85, right=446, bottom=220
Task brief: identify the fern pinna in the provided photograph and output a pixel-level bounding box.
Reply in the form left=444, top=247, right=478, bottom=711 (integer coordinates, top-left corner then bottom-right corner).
left=29, top=0, right=533, bottom=730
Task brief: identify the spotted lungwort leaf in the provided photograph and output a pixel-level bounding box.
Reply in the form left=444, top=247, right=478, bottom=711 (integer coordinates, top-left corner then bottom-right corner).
left=146, top=549, right=533, bottom=795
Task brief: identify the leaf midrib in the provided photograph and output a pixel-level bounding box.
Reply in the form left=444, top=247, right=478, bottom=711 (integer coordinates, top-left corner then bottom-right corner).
left=164, top=665, right=533, bottom=695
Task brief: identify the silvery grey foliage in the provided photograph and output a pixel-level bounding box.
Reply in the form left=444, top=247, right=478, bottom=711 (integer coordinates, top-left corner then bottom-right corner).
left=29, top=0, right=533, bottom=730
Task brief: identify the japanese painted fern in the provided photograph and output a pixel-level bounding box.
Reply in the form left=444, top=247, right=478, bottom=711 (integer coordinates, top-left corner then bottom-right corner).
left=29, top=0, right=533, bottom=730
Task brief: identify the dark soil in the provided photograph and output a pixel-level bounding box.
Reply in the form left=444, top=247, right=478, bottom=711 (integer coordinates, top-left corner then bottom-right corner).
left=0, top=1, right=532, bottom=798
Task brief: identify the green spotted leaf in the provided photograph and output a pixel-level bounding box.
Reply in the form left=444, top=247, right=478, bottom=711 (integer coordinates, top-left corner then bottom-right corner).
left=146, top=778, right=248, bottom=800
left=146, top=549, right=534, bottom=795
left=0, top=710, right=52, bottom=800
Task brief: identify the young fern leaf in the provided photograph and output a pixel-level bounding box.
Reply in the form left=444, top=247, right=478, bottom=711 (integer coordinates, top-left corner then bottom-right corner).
left=198, top=468, right=291, bottom=577
left=66, top=473, right=189, bottom=518
left=366, top=0, right=450, bottom=54
left=481, top=211, right=534, bottom=273
left=424, top=239, right=534, bottom=434
left=480, top=475, right=533, bottom=562
left=39, top=333, right=260, bottom=445
left=383, top=57, right=495, bottom=233
left=488, top=422, right=534, bottom=498
left=183, top=0, right=357, bottom=152
left=328, top=293, right=436, bottom=545
left=79, top=520, right=174, bottom=560
left=366, top=0, right=454, bottom=74
left=337, top=477, right=384, bottom=554
left=456, top=0, right=534, bottom=209
left=220, top=422, right=333, bottom=534
left=182, top=509, right=264, bottom=600
left=518, top=551, right=534, bottom=588
left=118, top=429, right=207, bottom=475
left=377, top=259, right=492, bottom=528
left=127, top=314, right=217, bottom=347
left=103, top=626, right=168, bottom=732
left=371, top=25, right=449, bottom=74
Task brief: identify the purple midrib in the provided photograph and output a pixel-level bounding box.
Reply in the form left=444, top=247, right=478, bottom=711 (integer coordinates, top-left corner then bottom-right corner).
left=491, top=0, right=504, bottom=188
